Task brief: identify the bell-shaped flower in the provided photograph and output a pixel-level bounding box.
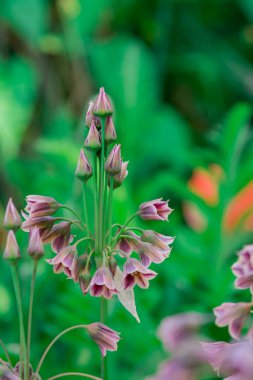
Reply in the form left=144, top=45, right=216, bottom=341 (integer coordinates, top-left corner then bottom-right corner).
left=40, top=221, right=71, bottom=253
left=75, top=149, right=92, bottom=182
left=138, top=198, right=173, bottom=221
left=84, top=120, right=101, bottom=151
left=105, top=144, right=122, bottom=175
left=25, top=195, right=61, bottom=218
left=141, top=230, right=175, bottom=251
left=214, top=302, right=251, bottom=340
left=88, top=266, right=118, bottom=299
left=232, top=245, right=253, bottom=292
left=46, top=245, right=77, bottom=278
left=113, top=161, right=129, bottom=189
left=28, top=227, right=44, bottom=260
left=22, top=215, right=57, bottom=232
left=115, top=230, right=140, bottom=257
left=86, top=322, right=120, bottom=357
left=3, top=198, right=22, bottom=231
left=4, top=231, right=20, bottom=262
left=93, top=87, right=113, bottom=117
left=138, top=241, right=171, bottom=267
left=122, top=258, right=157, bottom=289
left=105, top=116, right=117, bottom=144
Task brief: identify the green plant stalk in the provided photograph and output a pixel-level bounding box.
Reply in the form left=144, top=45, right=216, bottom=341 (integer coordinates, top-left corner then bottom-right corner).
left=0, top=339, right=13, bottom=368
left=27, top=260, right=38, bottom=376
left=82, top=182, right=90, bottom=235
left=11, top=264, right=28, bottom=380
left=107, top=177, right=114, bottom=246
left=35, top=325, right=88, bottom=377
left=99, top=117, right=106, bottom=254
left=47, top=372, right=102, bottom=380
left=60, top=205, right=82, bottom=223
left=93, top=154, right=99, bottom=254
left=111, top=213, right=138, bottom=247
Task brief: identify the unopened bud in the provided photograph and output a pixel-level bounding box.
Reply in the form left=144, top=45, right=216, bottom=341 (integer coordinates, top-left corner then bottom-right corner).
left=85, top=101, right=94, bottom=127
left=113, top=161, right=129, bottom=189
left=93, top=87, right=113, bottom=117
left=28, top=227, right=44, bottom=260
left=75, top=149, right=92, bottom=182
left=105, top=144, right=122, bottom=175
left=3, top=198, right=22, bottom=231
left=105, top=116, right=117, bottom=144
left=108, top=256, right=117, bottom=276
left=84, top=121, right=101, bottom=151
left=79, top=272, right=92, bottom=295
left=4, top=231, right=21, bottom=262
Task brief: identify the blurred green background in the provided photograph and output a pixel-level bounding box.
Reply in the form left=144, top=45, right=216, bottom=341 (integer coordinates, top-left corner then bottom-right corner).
left=1, top=0, right=253, bottom=379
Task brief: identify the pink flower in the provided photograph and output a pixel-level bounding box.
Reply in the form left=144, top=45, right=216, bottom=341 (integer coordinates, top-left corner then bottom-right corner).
left=122, top=258, right=157, bottom=289
left=138, top=198, right=172, bottom=221
left=4, top=231, right=21, bottom=262
left=40, top=221, right=71, bottom=253
left=201, top=341, right=232, bottom=376
left=3, top=198, right=22, bottom=230
left=28, top=227, right=44, bottom=260
left=141, top=230, right=175, bottom=251
left=46, top=246, right=77, bottom=278
left=232, top=245, right=253, bottom=292
left=148, top=359, right=197, bottom=380
left=139, top=241, right=171, bottom=266
left=115, top=230, right=140, bottom=257
left=88, top=266, right=118, bottom=299
left=22, top=215, right=57, bottom=231
left=214, top=302, right=251, bottom=340
left=25, top=195, right=60, bottom=218
left=158, top=312, right=207, bottom=351
left=93, top=87, right=113, bottom=117
left=86, top=322, right=120, bottom=357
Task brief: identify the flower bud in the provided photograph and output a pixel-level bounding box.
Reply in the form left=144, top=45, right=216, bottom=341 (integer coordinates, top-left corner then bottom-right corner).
left=84, top=120, right=101, bottom=151
left=105, top=116, right=117, bottom=144
left=79, top=272, right=92, bottom=295
left=108, top=256, right=117, bottom=276
left=93, top=87, right=113, bottom=117
left=4, top=231, right=21, bottom=262
left=75, top=149, right=92, bottom=182
left=85, top=101, right=94, bottom=127
left=3, top=198, right=22, bottom=231
left=28, top=227, right=44, bottom=260
left=105, top=144, right=122, bottom=175
left=113, top=161, right=129, bottom=189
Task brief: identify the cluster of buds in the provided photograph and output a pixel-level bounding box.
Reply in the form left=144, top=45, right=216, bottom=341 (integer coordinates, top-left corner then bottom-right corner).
left=202, top=245, right=253, bottom=380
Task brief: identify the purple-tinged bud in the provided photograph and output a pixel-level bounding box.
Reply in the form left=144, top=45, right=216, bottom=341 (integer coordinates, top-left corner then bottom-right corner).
left=138, top=198, right=173, bottom=221
left=85, top=101, right=94, bottom=127
left=105, top=144, right=122, bottom=175
left=84, top=120, right=101, bottom=151
left=86, top=322, right=120, bottom=357
left=93, top=87, right=113, bottom=117
left=3, top=198, right=22, bottom=231
left=79, top=272, right=92, bottom=295
left=28, top=227, right=44, bottom=260
left=4, top=231, right=21, bottom=262
left=75, top=149, right=92, bottom=182
left=113, top=161, right=129, bottom=189
left=108, top=256, right=117, bottom=276
left=105, top=116, right=117, bottom=144
left=25, top=195, right=61, bottom=218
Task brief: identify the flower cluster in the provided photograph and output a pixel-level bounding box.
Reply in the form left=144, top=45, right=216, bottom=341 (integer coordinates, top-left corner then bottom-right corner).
left=202, top=244, right=253, bottom=380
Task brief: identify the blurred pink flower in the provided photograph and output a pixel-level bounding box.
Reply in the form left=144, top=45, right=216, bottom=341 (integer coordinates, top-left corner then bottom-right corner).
left=88, top=266, right=118, bottom=299
left=25, top=195, right=60, bottom=218
left=46, top=246, right=77, bottom=278
left=3, top=198, right=22, bottom=231
left=138, top=198, right=172, bottom=221
left=122, top=258, right=157, bottom=289
left=214, top=302, right=251, bottom=340
left=232, top=245, right=253, bottom=292
left=148, top=359, right=197, bottom=380
left=158, top=312, right=207, bottom=351
left=86, top=322, right=120, bottom=357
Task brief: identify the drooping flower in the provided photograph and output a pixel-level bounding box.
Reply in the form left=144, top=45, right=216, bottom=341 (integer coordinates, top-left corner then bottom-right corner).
left=115, top=230, right=140, bottom=257
left=113, top=161, right=129, bottom=189
left=75, top=149, right=92, bottom=182
left=88, top=266, right=118, bottom=299
left=22, top=216, right=57, bottom=232
left=41, top=221, right=71, bottom=253
left=28, top=227, right=44, bottom=260
left=93, top=87, right=113, bottom=117
left=232, top=245, right=253, bottom=292
left=105, top=144, right=122, bottom=175
left=158, top=312, right=207, bottom=351
left=138, top=241, right=171, bottom=266
left=122, top=258, right=157, bottom=289
left=4, top=231, right=21, bottom=262
left=3, top=198, right=22, bottom=231
left=141, top=230, right=174, bottom=251
left=84, top=120, right=101, bottom=151
left=138, top=198, right=172, bottom=221
left=201, top=341, right=232, bottom=376
left=105, top=116, right=117, bottom=144
left=86, top=322, right=120, bottom=357
left=25, top=195, right=61, bottom=218
left=214, top=302, right=251, bottom=340
left=148, top=359, right=197, bottom=380
left=46, top=245, right=77, bottom=278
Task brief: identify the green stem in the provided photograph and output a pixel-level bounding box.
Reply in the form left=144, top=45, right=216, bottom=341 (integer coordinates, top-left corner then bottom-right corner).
left=60, top=205, right=82, bottom=223
left=27, top=261, right=38, bottom=375
left=75, top=237, right=94, bottom=247
left=99, top=118, right=106, bottom=254
left=107, top=177, right=114, bottom=246
left=11, top=264, right=28, bottom=380
left=100, top=298, right=107, bottom=380
left=82, top=183, right=90, bottom=235
left=111, top=213, right=138, bottom=247
left=85, top=250, right=95, bottom=271
left=47, top=373, right=102, bottom=380
left=0, top=339, right=13, bottom=368
left=34, top=325, right=88, bottom=377
left=93, top=154, right=99, bottom=254
left=54, top=217, right=86, bottom=232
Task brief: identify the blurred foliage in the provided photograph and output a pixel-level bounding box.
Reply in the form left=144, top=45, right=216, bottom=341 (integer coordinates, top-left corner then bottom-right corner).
left=0, top=0, right=253, bottom=379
